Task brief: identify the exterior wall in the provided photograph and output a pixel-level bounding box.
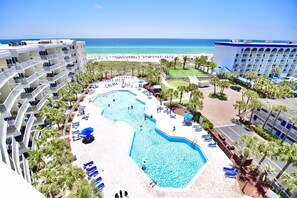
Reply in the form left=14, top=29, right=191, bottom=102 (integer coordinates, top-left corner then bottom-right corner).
left=253, top=108, right=297, bottom=143
left=214, top=42, right=297, bottom=77
left=0, top=39, right=86, bottom=184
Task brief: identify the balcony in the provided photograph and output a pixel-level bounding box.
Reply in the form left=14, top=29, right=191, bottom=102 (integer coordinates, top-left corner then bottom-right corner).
left=7, top=99, right=30, bottom=134
left=31, top=130, right=40, bottom=150
left=43, top=62, right=66, bottom=72
left=0, top=67, right=18, bottom=88
left=66, top=64, right=76, bottom=71
left=41, top=53, right=64, bottom=60
left=14, top=71, right=46, bottom=85
left=0, top=117, right=10, bottom=164
left=11, top=138, right=23, bottom=176
left=0, top=84, right=23, bottom=113
left=50, top=80, right=69, bottom=92
left=65, top=56, right=76, bottom=63
left=15, top=58, right=42, bottom=71
left=27, top=93, right=51, bottom=113
left=63, top=49, right=75, bottom=54
left=53, top=95, right=62, bottom=100
left=20, top=84, right=49, bottom=100
left=47, top=70, right=68, bottom=82
left=33, top=116, right=45, bottom=127
left=23, top=114, right=36, bottom=147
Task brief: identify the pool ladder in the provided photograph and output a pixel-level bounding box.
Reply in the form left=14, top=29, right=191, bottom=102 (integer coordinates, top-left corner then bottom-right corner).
left=149, top=179, right=157, bottom=188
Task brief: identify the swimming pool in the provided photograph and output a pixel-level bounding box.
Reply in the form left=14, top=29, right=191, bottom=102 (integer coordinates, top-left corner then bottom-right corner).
left=93, top=90, right=207, bottom=188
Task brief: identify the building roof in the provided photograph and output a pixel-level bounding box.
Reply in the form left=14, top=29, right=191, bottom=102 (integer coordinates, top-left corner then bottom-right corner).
left=215, top=41, right=297, bottom=48
left=259, top=98, right=297, bottom=121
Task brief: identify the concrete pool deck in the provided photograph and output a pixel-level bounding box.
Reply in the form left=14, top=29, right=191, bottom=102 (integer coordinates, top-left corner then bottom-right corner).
left=71, top=78, right=244, bottom=198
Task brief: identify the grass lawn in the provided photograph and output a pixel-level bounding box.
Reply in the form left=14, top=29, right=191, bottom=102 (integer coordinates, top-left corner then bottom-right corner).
left=167, top=78, right=190, bottom=88
left=168, top=67, right=211, bottom=77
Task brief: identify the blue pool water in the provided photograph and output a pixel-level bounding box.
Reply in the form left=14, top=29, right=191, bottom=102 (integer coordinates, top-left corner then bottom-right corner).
left=93, top=90, right=207, bottom=188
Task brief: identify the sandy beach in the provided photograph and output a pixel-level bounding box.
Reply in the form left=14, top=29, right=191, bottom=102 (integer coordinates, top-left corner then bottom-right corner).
left=87, top=53, right=213, bottom=62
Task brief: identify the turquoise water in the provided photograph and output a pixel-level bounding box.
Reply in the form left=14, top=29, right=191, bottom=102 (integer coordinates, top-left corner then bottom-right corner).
left=93, top=90, right=206, bottom=188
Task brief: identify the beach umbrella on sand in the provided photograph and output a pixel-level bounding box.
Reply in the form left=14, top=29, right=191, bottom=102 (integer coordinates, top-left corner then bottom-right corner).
left=183, top=113, right=193, bottom=119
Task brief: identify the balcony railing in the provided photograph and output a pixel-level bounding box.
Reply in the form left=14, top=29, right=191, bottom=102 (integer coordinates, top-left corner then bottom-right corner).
left=27, top=93, right=50, bottom=113
left=43, top=62, right=66, bottom=72
left=0, top=67, right=18, bottom=88
left=15, top=58, right=42, bottom=71
left=33, top=117, right=46, bottom=127
left=11, top=138, right=22, bottom=175
left=65, top=57, right=76, bottom=63
left=0, top=117, right=10, bottom=164
left=23, top=114, right=36, bottom=147
left=14, top=71, right=46, bottom=85
left=50, top=80, right=69, bottom=92
left=0, top=84, right=23, bottom=113
left=41, top=53, right=64, bottom=60
left=7, top=99, right=30, bottom=134
left=20, top=84, right=49, bottom=99
left=63, top=49, right=75, bottom=54
left=47, top=70, right=68, bottom=82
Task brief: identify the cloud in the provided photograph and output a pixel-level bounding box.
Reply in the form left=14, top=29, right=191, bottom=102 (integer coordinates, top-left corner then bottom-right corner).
left=95, top=4, right=103, bottom=10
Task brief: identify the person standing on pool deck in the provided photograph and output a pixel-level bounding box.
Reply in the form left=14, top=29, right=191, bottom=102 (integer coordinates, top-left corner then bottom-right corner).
left=173, top=126, right=176, bottom=132
left=131, top=105, right=133, bottom=109
left=128, top=106, right=129, bottom=110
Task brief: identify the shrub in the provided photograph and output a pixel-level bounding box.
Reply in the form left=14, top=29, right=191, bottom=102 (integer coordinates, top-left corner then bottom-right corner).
left=251, top=125, right=280, bottom=143
left=209, top=92, right=228, bottom=101
left=192, top=111, right=214, bottom=130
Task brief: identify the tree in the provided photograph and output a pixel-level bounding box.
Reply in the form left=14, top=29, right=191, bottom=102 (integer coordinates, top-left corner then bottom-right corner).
left=67, top=179, right=102, bottom=198
left=208, top=62, right=216, bottom=74
left=275, top=143, right=297, bottom=180
left=244, top=90, right=258, bottom=105
left=248, top=99, right=262, bottom=126
left=166, top=88, right=179, bottom=107
left=271, top=66, right=281, bottom=77
left=281, top=117, right=297, bottom=144
left=187, top=83, right=199, bottom=101
left=235, top=134, right=257, bottom=168
left=182, top=56, right=188, bottom=70
left=188, top=90, right=204, bottom=111
left=210, top=78, right=220, bottom=95
left=230, top=71, right=240, bottom=80
left=256, top=164, right=275, bottom=187
left=281, top=170, right=297, bottom=197
left=271, top=105, right=288, bottom=132
left=218, top=79, right=230, bottom=95
left=194, top=57, right=199, bottom=69
left=173, top=57, right=179, bottom=69
left=254, top=141, right=278, bottom=171
left=244, top=71, right=257, bottom=87
left=28, top=149, right=46, bottom=172
left=233, top=100, right=248, bottom=117
left=177, top=86, right=187, bottom=104
left=262, top=105, right=278, bottom=129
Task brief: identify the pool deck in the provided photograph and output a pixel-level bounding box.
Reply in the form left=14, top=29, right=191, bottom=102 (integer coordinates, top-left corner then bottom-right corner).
left=71, top=78, right=244, bottom=198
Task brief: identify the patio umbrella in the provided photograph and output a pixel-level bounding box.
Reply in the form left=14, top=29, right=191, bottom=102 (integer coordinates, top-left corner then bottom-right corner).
left=81, top=127, right=94, bottom=137
left=92, top=82, right=98, bottom=85
left=183, top=113, right=193, bottom=119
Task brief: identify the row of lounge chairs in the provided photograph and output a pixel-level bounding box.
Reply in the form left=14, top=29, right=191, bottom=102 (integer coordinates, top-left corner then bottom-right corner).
left=89, top=89, right=95, bottom=95
left=84, top=161, right=105, bottom=190
left=201, top=134, right=217, bottom=147
left=223, top=166, right=237, bottom=178
left=193, top=124, right=203, bottom=132
left=105, top=82, right=118, bottom=88
left=104, top=78, right=123, bottom=83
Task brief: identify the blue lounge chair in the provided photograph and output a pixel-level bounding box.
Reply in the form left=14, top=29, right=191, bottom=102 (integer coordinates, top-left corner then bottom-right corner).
left=83, top=161, right=94, bottom=168
left=201, top=134, right=211, bottom=138
left=86, top=166, right=97, bottom=173
left=72, top=130, right=80, bottom=134
left=204, top=137, right=213, bottom=142
left=225, top=171, right=237, bottom=178
left=87, top=170, right=99, bottom=178
left=223, top=166, right=235, bottom=172
left=96, top=182, right=105, bottom=190
left=208, top=142, right=217, bottom=147
left=92, top=176, right=102, bottom=184
left=72, top=122, right=80, bottom=127
left=195, top=127, right=203, bottom=132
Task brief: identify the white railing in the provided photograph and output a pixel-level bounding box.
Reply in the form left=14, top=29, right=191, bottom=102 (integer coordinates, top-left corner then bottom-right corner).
left=15, top=58, right=42, bottom=70
left=23, top=157, right=31, bottom=183
left=47, top=70, right=68, bottom=82
left=23, top=114, right=36, bottom=147
left=0, top=84, right=23, bottom=113
left=31, top=130, right=40, bottom=150
left=43, top=62, right=66, bottom=71
left=0, top=117, right=9, bottom=164
left=14, top=99, right=30, bottom=131
left=0, top=67, right=18, bottom=87
left=12, top=138, right=23, bottom=176
left=33, top=117, right=45, bottom=127
left=20, top=84, right=49, bottom=99
left=27, top=93, right=50, bottom=112
left=50, top=80, right=68, bottom=92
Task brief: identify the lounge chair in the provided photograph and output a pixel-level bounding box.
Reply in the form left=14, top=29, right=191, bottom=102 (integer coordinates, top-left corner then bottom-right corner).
left=92, top=176, right=102, bottom=184
left=225, top=171, right=237, bottom=178
left=201, top=134, right=211, bottom=138
left=195, top=127, right=203, bottom=132
left=72, top=122, right=80, bottom=127
left=223, top=166, right=235, bottom=172
left=96, top=182, right=105, bottom=190
left=83, top=161, right=94, bottom=168
left=72, top=130, right=80, bottom=134
left=87, top=170, right=99, bottom=178
left=86, top=166, right=97, bottom=173
left=204, top=137, right=213, bottom=142
left=208, top=142, right=217, bottom=147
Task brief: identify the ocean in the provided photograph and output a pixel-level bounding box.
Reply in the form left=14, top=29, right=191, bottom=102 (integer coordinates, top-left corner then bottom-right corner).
left=0, top=38, right=227, bottom=55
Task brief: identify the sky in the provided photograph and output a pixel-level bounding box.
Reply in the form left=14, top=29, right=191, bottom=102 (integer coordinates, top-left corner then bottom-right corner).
left=0, top=0, right=296, bottom=40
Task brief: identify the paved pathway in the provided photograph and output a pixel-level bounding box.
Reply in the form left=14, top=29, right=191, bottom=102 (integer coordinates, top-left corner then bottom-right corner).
left=70, top=78, right=244, bottom=198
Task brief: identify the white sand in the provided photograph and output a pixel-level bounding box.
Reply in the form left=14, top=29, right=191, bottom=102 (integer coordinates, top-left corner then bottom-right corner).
left=71, top=77, right=243, bottom=198
left=86, top=53, right=213, bottom=63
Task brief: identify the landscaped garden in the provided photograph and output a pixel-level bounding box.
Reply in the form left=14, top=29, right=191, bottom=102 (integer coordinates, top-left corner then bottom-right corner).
left=167, top=78, right=190, bottom=88
left=168, top=67, right=210, bottom=77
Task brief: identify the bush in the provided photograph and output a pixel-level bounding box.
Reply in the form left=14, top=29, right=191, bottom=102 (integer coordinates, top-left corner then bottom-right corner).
left=251, top=125, right=281, bottom=143
left=192, top=111, right=214, bottom=130
left=209, top=92, right=228, bottom=101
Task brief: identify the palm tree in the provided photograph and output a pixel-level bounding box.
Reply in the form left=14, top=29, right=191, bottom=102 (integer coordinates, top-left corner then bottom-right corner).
left=69, top=83, right=83, bottom=101
left=194, top=57, right=199, bottom=69
left=271, top=66, right=281, bottom=77
left=256, top=164, right=275, bottom=187
left=240, top=87, right=247, bottom=101
left=233, top=100, right=248, bottom=117
left=218, top=79, right=230, bottom=95
left=262, top=105, right=278, bottom=129
left=173, top=57, right=179, bottom=69
left=230, top=71, right=240, bottom=80
left=189, top=90, right=204, bottom=111
left=248, top=99, right=262, bottom=126
left=177, top=86, right=187, bottom=104
left=275, top=143, right=297, bottom=180
left=271, top=105, right=288, bottom=132
left=182, top=56, right=188, bottom=70
left=67, top=179, right=102, bottom=198
left=166, top=88, right=179, bottom=107
left=244, top=90, right=258, bottom=105
left=281, top=170, right=297, bottom=197
left=281, top=117, right=297, bottom=144
left=210, top=78, right=220, bottom=95
left=254, top=141, right=278, bottom=171
left=28, top=149, right=46, bottom=172
left=208, top=62, right=216, bottom=74
left=187, top=83, right=198, bottom=101
left=244, top=71, right=257, bottom=87
left=235, top=134, right=257, bottom=168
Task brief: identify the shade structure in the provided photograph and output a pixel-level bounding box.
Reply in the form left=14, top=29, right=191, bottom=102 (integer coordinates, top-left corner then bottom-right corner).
left=183, top=113, right=193, bottom=119
left=81, top=127, right=94, bottom=137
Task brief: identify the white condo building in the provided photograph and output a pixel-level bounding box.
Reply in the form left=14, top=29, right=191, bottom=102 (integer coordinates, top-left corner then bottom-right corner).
left=0, top=39, right=87, bottom=184
left=213, top=40, right=297, bottom=77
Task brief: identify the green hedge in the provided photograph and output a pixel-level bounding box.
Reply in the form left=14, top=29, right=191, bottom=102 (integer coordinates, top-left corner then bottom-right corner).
left=193, top=111, right=214, bottom=130
left=251, top=125, right=281, bottom=143
left=209, top=92, right=228, bottom=101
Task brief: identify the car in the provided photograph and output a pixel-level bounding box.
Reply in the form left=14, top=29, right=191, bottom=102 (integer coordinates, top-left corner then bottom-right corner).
left=230, top=85, right=241, bottom=92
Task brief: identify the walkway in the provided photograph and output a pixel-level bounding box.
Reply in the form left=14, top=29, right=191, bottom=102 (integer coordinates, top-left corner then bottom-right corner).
left=70, top=77, right=244, bottom=198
